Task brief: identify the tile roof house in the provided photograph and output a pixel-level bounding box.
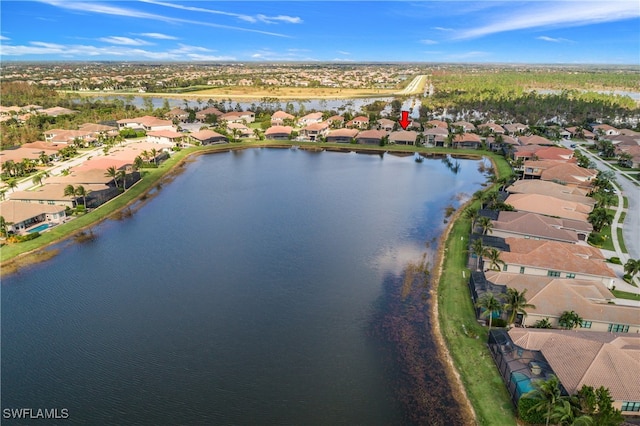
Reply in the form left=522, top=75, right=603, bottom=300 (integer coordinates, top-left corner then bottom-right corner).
left=506, top=179, right=595, bottom=206
left=514, top=145, right=575, bottom=162
left=503, top=123, right=528, bottom=135
left=270, top=110, right=295, bottom=126
left=592, top=124, right=620, bottom=136
left=326, top=128, right=358, bottom=143
left=326, top=115, right=345, bottom=128
left=166, top=108, right=189, bottom=122
left=0, top=200, right=66, bottom=234
left=300, top=122, right=330, bottom=141
left=220, top=111, right=255, bottom=124
left=504, top=193, right=592, bottom=222
left=507, top=328, right=640, bottom=414
left=565, top=126, right=596, bottom=140
left=355, top=129, right=387, bottom=145
left=195, top=107, right=223, bottom=121
left=424, top=127, right=448, bottom=146
left=264, top=125, right=293, bottom=140
left=44, top=129, right=94, bottom=144
left=518, top=135, right=554, bottom=146
left=297, top=112, right=323, bottom=126
left=117, top=116, right=174, bottom=132
left=492, top=237, right=616, bottom=286
left=451, top=133, right=482, bottom=149
left=426, top=119, right=448, bottom=129
left=388, top=130, right=417, bottom=146
left=491, top=211, right=590, bottom=243
left=523, top=161, right=596, bottom=188
left=486, top=272, right=639, bottom=333
left=451, top=121, right=476, bottom=132
left=347, top=116, right=370, bottom=129
left=478, top=123, right=506, bottom=134
left=377, top=118, right=396, bottom=132
left=226, top=122, right=253, bottom=138
left=189, top=129, right=228, bottom=145
left=146, top=130, right=184, bottom=145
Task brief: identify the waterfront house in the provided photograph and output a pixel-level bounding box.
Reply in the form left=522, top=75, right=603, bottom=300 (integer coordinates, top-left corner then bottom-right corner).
left=300, top=122, right=330, bottom=141
left=504, top=193, right=592, bottom=222
left=117, top=116, right=174, bottom=132
left=506, top=180, right=594, bottom=207
left=485, top=271, right=639, bottom=333
left=522, top=161, right=596, bottom=188
left=326, top=128, right=358, bottom=144
left=388, top=130, right=417, bottom=146
left=424, top=127, right=448, bottom=146
left=355, top=129, right=387, bottom=145
left=189, top=129, right=228, bottom=145
left=264, top=126, right=293, bottom=140
left=491, top=211, right=589, bottom=243
left=146, top=130, right=184, bottom=145
left=226, top=122, right=253, bottom=139
left=0, top=200, right=66, bottom=234
left=451, top=133, right=482, bottom=149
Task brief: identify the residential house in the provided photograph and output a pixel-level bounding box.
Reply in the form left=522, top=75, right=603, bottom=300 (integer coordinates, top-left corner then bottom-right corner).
left=326, top=128, right=358, bottom=144
left=297, top=112, right=323, bottom=127
left=565, top=126, right=596, bottom=140
left=270, top=110, right=295, bottom=126
left=506, top=328, right=640, bottom=414
left=592, top=124, right=620, bottom=137
left=426, top=119, right=448, bottom=129
left=300, top=122, right=330, bottom=141
left=424, top=127, right=448, bottom=146
left=485, top=271, right=639, bottom=333
left=166, top=108, right=189, bottom=122
left=189, top=129, right=228, bottom=145
left=377, top=118, right=396, bottom=132
left=478, top=122, right=506, bottom=134
left=44, top=129, right=94, bottom=145
left=451, top=133, right=482, bottom=149
left=506, top=179, right=595, bottom=207
left=326, top=115, right=345, bottom=128
left=514, top=145, right=574, bottom=162
left=226, top=122, right=253, bottom=139
left=491, top=211, right=590, bottom=243
left=451, top=121, right=476, bottom=132
left=504, top=193, right=592, bottom=222
left=388, top=130, right=417, bottom=146
left=522, top=161, right=596, bottom=188
left=355, top=129, right=387, bottom=145
left=195, top=107, right=223, bottom=121
left=0, top=200, right=66, bottom=234
left=264, top=126, right=293, bottom=140
left=347, top=116, right=370, bottom=129
left=503, top=123, right=528, bottom=135
left=487, top=237, right=616, bottom=287
left=220, top=111, right=255, bottom=124
left=519, top=135, right=554, bottom=146
left=38, top=106, right=78, bottom=117
left=117, top=116, right=174, bottom=132
left=146, top=130, right=184, bottom=145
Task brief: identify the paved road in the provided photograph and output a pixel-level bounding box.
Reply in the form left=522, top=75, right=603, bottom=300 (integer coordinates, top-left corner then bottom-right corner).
left=396, top=75, right=428, bottom=96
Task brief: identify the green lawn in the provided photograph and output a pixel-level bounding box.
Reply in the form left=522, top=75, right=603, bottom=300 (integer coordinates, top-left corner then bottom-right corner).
left=437, top=205, right=516, bottom=425
left=612, top=289, right=640, bottom=301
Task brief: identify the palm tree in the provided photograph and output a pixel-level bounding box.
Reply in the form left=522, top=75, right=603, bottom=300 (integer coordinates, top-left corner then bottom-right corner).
left=141, top=150, right=150, bottom=163
left=533, top=317, right=553, bottom=329
left=587, top=207, right=613, bottom=233
left=0, top=188, right=7, bottom=201
left=558, top=310, right=583, bottom=330
left=63, top=184, right=77, bottom=207
left=105, top=166, right=119, bottom=189
left=470, top=238, right=485, bottom=270
left=6, top=178, right=18, bottom=192
left=134, top=156, right=144, bottom=171
left=525, top=375, right=565, bottom=426
left=477, top=216, right=493, bottom=235
left=504, top=287, right=536, bottom=325
left=484, top=247, right=505, bottom=271
left=150, top=148, right=158, bottom=165
left=118, top=170, right=127, bottom=190
left=624, top=258, right=640, bottom=279
left=0, top=215, right=8, bottom=237
left=31, top=173, right=44, bottom=187
left=463, top=206, right=479, bottom=229
left=74, top=185, right=88, bottom=207
left=476, top=293, right=503, bottom=330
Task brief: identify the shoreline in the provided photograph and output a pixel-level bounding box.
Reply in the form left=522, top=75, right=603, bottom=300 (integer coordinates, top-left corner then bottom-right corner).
left=1, top=142, right=499, bottom=423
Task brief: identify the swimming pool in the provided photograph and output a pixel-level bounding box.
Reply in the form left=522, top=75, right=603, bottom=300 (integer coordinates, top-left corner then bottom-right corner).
left=28, top=223, right=50, bottom=233
left=511, top=371, right=535, bottom=398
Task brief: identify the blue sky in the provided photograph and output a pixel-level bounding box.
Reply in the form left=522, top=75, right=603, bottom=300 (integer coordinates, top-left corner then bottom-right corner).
left=1, top=1, right=639, bottom=63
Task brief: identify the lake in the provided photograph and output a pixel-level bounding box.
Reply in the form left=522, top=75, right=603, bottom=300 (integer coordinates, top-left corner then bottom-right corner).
left=2, top=149, right=485, bottom=425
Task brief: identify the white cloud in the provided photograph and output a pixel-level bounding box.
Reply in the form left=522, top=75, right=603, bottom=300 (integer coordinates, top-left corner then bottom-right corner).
left=432, top=27, right=453, bottom=32
left=0, top=40, right=234, bottom=61
left=419, top=39, right=438, bottom=45
left=536, top=36, right=573, bottom=43
left=136, top=33, right=178, bottom=40
left=0, top=35, right=10, bottom=41
left=140, top=1, right=302, bottom=25
left=455, top=1, right=640, bottom=40
left=337, top=51, right=350, bottom=55
left=38, top=0, right=292, bottom=38
left=99, top=36, right=153, bottom=46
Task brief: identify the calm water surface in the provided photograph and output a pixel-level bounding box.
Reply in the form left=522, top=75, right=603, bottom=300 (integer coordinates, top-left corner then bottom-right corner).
left=2, top=149, right=485, bottom=425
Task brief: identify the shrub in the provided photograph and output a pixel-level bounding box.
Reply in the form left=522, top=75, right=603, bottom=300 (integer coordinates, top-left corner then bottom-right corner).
left=518, top=397, right=546, bottom=424
left=609, top=257, right=622, bottom=264
left=588, top=232, right=603, bottom=246
left=492, top=318, right=507, bottom=328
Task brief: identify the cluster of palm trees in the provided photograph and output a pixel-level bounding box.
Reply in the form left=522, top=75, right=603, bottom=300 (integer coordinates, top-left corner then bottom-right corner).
left=63, top=184, right=88, bottom=207
left=623, top=258, right=640, bottom=280
left=104, top=166, right=128, bottom=190
left=523, top=377, right=624, bottom=426
left=476, top=287, right=536, bottom=330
